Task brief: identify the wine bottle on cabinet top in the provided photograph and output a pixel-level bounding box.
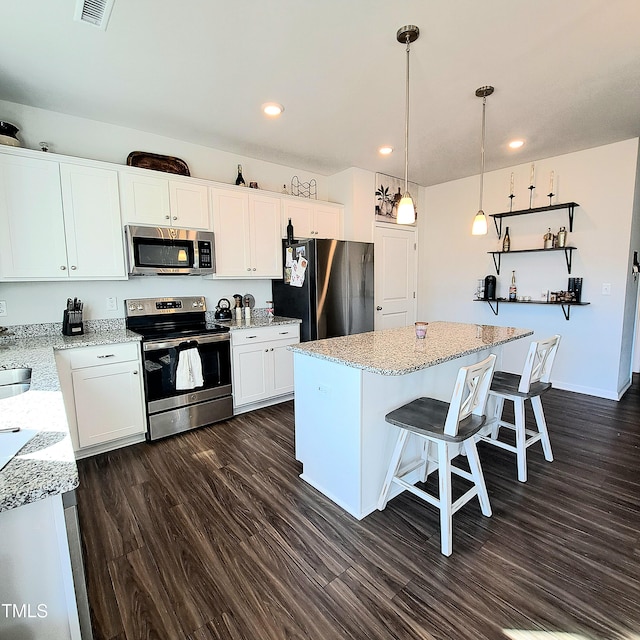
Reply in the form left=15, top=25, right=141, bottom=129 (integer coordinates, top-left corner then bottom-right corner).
left=235, top=164, right=246, bottom=186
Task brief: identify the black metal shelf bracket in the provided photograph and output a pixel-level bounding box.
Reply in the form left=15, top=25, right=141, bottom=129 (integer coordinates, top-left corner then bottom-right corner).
left=564, top=248, right=573, bottom=274
left=486, top=299, right=499, bottom=316
left=561, top=303, right=572, bottom=320
left=567, top=203, right=575, bottom=232
left=491, top=252, right=501, bottom=274
left=493, top=216, right=502, bottom=238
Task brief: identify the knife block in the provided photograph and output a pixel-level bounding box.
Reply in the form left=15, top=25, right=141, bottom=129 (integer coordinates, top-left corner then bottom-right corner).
left=62, top=309, right=84, bottom=336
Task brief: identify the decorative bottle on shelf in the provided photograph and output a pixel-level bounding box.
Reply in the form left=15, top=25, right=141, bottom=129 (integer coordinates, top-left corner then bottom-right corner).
left=282, top=184, right=289, bottom=195
left=286, top=218, right=295, bottom=244
left=502, top=226, right=511, bottom=252
left=235, top=164, right=246, bottom=186
left=544, top=227, right=553, bottom=249
left=509, top=270, right=517, bottom=301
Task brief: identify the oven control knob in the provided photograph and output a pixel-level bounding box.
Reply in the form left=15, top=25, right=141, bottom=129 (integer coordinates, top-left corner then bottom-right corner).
left=192, top=302, right=198, bottom=307
left=128, top=305, right=136, bottom=311
left=137, top=304, right=143, bottom=311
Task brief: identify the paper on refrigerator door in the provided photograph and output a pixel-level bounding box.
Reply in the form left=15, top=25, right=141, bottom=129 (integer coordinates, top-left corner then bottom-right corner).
left=290, top=256, right=308, bottom=287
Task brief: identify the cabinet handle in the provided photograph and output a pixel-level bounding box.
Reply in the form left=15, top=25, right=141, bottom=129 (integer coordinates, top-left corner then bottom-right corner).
left=133, top=370, right=138, bottom=375
left=246, top=335, right=258, bottom=339
left=60, top=265, right=67, bottom=270
left=265, top=348, right=269, bottom=352
left=70, top=265, right=77, bottom=270
left=279, top=331, right=289, bottom=335
left=376, top=306, right=382, bottom=311
left=97, top=354, right=116, bottom=359
left=165, top=215, right=170, bottom=220
left=252, top=268, right=256, bottom=271
left=173, top=216, right=177, bottom=220
left=247, top=268, right=251, bottom=271
left=270, top=348, right=274, bottom=351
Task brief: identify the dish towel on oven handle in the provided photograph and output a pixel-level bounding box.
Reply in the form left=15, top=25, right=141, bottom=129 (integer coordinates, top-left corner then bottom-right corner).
left=175, top=346, right=204, bottom=390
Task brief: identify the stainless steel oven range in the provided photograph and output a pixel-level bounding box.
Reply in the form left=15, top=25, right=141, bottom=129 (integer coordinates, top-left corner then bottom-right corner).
left=125, top=296, right=233, bottom=441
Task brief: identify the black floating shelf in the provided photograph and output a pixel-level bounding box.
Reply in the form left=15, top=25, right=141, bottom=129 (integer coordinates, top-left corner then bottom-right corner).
left=490, top=202, right=579, bottom=237
left=488, top=246, right=577, bottom=274
left=474, top=298, right=590, bottom=321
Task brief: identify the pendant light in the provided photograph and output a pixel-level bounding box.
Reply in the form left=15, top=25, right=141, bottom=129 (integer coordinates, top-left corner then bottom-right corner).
left=396, top=25, right=419, bottom=225
left=471, top=85, right=494, bottom=235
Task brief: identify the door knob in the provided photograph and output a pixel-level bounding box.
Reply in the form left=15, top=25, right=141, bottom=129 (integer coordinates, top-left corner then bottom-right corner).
left=376, top=306, right=382, bottom=311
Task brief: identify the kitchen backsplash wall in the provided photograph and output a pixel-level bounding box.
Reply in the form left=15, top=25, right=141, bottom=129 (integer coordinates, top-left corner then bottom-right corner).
left=0, top=278, right=273, bottom=326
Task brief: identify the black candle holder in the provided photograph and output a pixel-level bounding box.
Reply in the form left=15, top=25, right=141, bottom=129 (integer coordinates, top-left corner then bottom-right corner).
left=547, top=191, right=555, bottom=206
left=528, top=184, right=535, bottom=209
left=508, top=193, right=515, bottom=212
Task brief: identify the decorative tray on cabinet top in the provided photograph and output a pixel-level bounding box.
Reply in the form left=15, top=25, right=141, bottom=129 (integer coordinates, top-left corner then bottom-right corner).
left=126, top=151, right=190, bottom=176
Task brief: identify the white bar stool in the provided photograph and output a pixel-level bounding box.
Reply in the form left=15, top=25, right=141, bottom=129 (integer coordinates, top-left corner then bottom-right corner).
left=378, top=354, right=496, bottom=556
left=479, top=335, right=561, bottom=482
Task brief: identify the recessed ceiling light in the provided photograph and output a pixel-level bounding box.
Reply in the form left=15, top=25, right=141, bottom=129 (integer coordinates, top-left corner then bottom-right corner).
left=262, top=102, right=284, bottom=117
left=379, top=146, right=393, bottom=155
left=509, top=139, right=525, bottom=149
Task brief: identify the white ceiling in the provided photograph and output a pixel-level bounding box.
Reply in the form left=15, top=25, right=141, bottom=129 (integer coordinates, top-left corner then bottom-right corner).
left=2, top=0, right=640, bottom=186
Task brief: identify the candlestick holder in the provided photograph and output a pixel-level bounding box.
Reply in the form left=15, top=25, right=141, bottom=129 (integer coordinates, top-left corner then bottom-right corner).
left=528, top=184, right=535, bottom=209
left=547, top=191, right=555, bottom=206
left=508, top=193, right=515, bottom=212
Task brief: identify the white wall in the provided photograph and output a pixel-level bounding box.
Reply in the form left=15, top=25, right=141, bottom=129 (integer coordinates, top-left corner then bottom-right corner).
left=419, top=139, right=639, bottom=400
left=0, top=99, right=328, bottom=199
left=328, top=167, right=376, bottom=242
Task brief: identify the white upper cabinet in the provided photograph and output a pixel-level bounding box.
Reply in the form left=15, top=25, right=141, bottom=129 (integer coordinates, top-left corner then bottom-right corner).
left=0, top=152, right=126, bottom=280
left=120, top=170, right=209, bottom=230
left=282, top=198, right=343, bottom=240
left=211, top=187, right=282, bottom=278
left=60, top=163, right=126, bottom=279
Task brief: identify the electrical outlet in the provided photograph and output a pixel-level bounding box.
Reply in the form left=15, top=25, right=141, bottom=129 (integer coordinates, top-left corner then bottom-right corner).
left=602, top=283, right=611, bottom=296
left=0, top=300, right=6, bottom=317
left=106, top=297, right=117, bottom=311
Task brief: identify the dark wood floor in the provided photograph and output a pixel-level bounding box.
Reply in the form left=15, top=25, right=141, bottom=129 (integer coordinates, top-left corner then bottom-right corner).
left=77, top=381, right=640, bottom=640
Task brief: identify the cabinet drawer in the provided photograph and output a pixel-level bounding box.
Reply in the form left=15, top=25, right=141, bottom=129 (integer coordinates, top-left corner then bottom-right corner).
left=67, top=342, right=141, bottom=370
left=231, top=324, right=300, bottom=346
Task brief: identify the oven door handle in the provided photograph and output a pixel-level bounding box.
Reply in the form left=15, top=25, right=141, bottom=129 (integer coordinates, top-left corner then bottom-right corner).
left=143, top=333, right=230, bottom=351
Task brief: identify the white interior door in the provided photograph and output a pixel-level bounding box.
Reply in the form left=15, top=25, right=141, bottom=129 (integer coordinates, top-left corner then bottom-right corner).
left=374, top=224, right=417, bottom=330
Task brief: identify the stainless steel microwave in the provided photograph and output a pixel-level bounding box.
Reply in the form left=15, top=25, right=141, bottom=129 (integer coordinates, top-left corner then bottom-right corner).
left=125, top=225, right=215, bottom=276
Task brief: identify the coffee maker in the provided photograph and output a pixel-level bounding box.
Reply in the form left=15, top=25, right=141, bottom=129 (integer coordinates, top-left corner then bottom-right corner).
left=484, top=275, right=497, bottom=301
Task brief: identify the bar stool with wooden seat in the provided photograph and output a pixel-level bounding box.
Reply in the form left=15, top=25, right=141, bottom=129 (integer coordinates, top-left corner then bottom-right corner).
left=479, top=334, right=561, bottom=482
left=378, top=354, right=497, bottom=556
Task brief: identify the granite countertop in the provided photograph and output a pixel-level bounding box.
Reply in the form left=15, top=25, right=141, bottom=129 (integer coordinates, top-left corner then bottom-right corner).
left=0, top=322, right=142, bottom=512
left=213, top=315, right=301, bottom=331
left=289, top=321, right=533, bottom=375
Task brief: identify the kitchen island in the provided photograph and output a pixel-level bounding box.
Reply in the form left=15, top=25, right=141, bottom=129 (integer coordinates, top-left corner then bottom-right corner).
left=290, top=321, right=533, bottom=519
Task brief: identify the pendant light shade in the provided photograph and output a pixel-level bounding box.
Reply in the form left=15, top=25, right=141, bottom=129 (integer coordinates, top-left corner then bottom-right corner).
left=471, top=85, right=494, bottom=236
left=396, top=25, right=419, bottom=225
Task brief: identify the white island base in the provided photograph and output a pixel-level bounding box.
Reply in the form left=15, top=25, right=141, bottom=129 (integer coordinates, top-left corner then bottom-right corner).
left=293, top=347, right=504, bottom=520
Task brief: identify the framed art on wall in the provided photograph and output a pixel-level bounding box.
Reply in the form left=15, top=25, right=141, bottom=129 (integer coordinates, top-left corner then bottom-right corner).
left=375, top=173, right=419, bottom=225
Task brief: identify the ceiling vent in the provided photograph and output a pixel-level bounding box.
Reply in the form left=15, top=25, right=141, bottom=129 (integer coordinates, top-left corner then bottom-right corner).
left=74, top=0, right=115, bottom=30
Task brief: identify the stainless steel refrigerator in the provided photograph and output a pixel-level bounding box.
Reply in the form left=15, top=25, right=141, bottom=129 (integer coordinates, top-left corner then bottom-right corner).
left=272, top=238, right=374, bottom=342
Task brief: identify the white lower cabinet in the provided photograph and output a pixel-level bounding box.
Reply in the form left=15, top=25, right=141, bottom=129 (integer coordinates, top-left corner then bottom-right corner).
left=231, top=324, right=300, bottom=411
left=56, top=342, right=147, bottom=455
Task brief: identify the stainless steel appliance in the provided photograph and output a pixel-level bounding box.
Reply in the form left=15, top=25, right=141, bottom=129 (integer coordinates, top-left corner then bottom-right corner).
left=125, top=296, right=233, bottom=440
left=124, top=225, right=215, bottom=276
left=271, top=238, right=374, bottom=342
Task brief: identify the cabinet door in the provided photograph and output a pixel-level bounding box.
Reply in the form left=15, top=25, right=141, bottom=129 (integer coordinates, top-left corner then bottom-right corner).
left=120, top=172, right=171, bottom=226
left=169, top=180, right=210, bottom=229
left=211, top=188, right=251, bottom=276
left=60, top=164, right=127, bottom=279
left=249, top=194, right=282, bottom=277
left=271, top=338, right=298, bottom=396
left=72, top=360, right=146, bottom=448
left=282, top=200, right=313, bottom=238
left=232, top=342, right=270, bottom=407
left=314, top=204, right=343, bottom=239
left=0, top=154, right=68, bottom=279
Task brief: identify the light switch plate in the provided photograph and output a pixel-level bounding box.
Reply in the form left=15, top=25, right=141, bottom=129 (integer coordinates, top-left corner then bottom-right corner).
left=0, top=301, right=6, bottom=317
left=106, top=297, right=117, bottom=311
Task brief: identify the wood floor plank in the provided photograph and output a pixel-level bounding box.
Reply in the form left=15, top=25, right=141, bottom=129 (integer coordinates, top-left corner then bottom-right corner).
left=77, top=386, right=640, bottom=639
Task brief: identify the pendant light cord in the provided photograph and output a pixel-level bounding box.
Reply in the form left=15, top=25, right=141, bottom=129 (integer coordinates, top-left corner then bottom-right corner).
left=404, top=36, right=411, bottom=195
left=479, top=95, right=487, bottom=211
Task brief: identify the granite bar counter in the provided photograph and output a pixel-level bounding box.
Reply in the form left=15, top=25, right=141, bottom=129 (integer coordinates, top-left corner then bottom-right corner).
left=290, top=321, right=533, bottom=519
